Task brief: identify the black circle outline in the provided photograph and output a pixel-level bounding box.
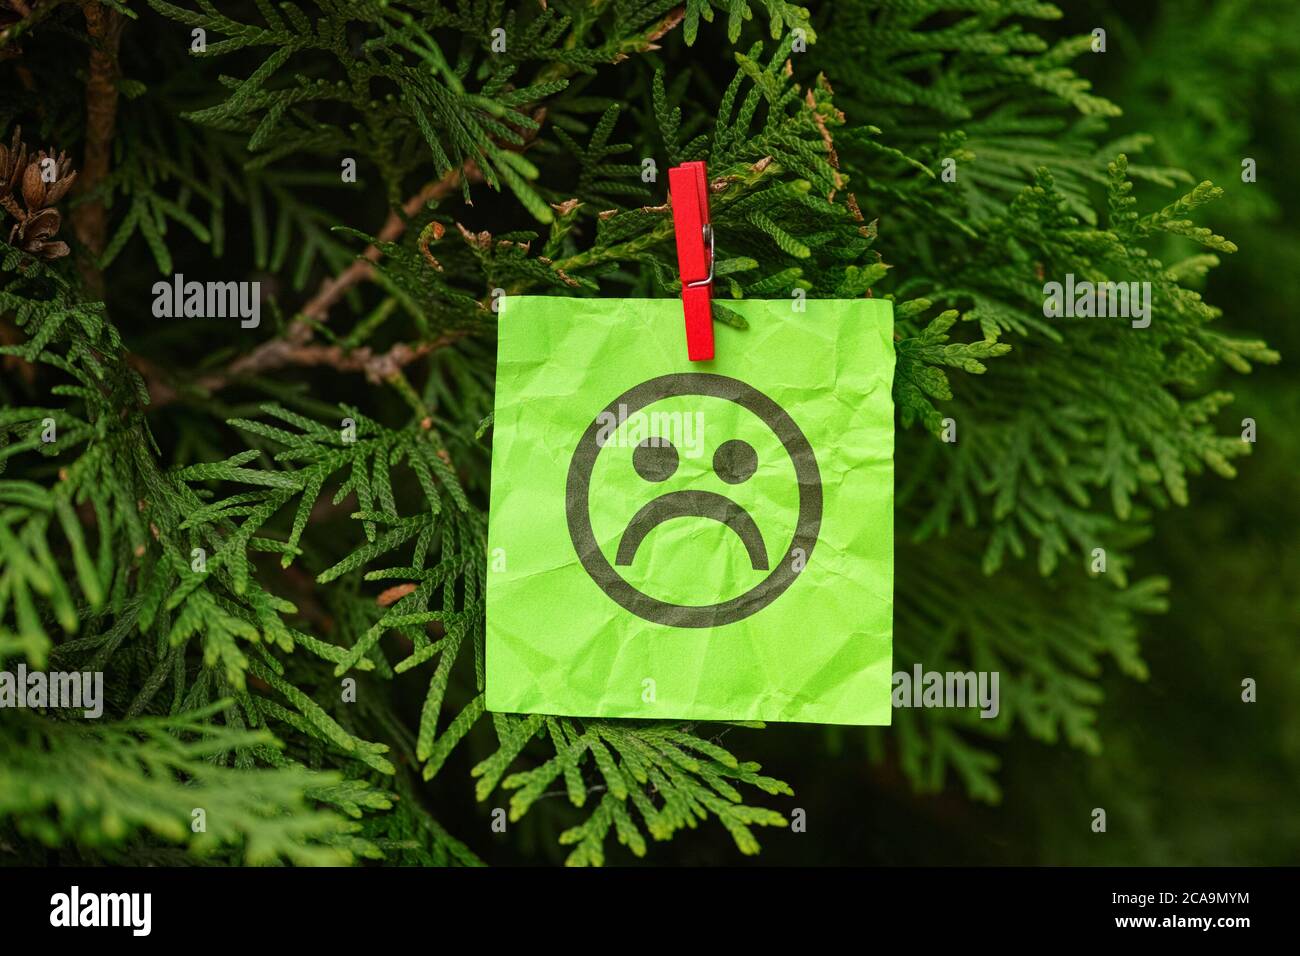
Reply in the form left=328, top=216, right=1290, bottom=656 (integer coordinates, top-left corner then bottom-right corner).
left=565, top=372, right=822, bottom=628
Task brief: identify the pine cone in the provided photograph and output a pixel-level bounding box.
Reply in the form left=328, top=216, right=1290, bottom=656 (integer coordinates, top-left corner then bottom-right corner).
left=0, top=126, right=76, bottom=260
left=11, top=206, right=68, bottom=259
left=23, top=147, right=76, bottom=206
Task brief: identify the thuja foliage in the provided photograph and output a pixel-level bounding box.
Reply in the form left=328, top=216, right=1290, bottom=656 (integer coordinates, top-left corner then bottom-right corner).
left=0, top=0, right=1276, bottom=865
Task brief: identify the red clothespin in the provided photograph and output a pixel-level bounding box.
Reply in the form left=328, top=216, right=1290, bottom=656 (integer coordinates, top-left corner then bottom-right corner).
left=668, top=161, right=714, bottom=361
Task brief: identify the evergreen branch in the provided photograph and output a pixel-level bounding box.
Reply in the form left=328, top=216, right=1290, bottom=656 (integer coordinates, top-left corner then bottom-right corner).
left=0, top=702, right=391, bottom=865
left=477, top=716, right=791, bottom=866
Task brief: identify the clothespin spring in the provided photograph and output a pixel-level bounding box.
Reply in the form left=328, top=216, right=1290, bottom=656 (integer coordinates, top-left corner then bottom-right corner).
left=685, top=224, right=714, bottom=289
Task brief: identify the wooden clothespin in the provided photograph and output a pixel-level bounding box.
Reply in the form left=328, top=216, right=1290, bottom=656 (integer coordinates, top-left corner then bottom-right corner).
left=668, top=161, right=714, bottom=361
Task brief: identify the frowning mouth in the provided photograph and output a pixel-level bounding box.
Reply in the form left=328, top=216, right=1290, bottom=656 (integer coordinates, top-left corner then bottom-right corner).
left=614, top=490, right=768, bottom=570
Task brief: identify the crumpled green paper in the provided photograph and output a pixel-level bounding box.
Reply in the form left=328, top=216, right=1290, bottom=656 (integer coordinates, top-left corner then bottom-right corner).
left=485, top=296, right=894, bottom=725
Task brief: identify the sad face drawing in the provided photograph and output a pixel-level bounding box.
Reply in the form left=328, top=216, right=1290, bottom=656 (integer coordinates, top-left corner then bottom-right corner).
left=565, top=373, right=822, bottom=628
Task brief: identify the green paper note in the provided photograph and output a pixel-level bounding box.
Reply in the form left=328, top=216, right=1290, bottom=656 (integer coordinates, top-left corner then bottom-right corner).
left=485, top=296, right=894, bottom=725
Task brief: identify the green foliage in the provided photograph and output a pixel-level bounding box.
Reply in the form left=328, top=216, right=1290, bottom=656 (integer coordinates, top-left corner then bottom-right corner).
left=0, top=0, right=1278, bottom=865
left=0, top=702, right=391, bottom=865
left=475, top=715, right=790, bottom=865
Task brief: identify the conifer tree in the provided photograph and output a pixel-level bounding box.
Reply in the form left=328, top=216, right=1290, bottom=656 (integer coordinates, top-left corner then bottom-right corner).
left=0, top=0, right=1276, bottom=865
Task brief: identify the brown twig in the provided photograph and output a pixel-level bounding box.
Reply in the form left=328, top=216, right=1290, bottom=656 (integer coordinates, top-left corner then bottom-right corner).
left=194, top=330, right=470, bottom=392
left=807, top=81, right=873, bottom=250
left=376, top=583, right=417, bottom=607
left=287, top=163, right=481, bottom=344
left=73, top=2, right=123, bottom=293
left=142, top=166, right=481, bottom=407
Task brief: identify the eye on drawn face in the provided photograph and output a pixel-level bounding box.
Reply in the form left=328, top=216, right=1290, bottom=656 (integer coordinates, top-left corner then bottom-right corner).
left=632, top=438, right=678, bottom=482
left=566, top=373, right=823, bottom=629
left=713, top=438, right=757, bottom=484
